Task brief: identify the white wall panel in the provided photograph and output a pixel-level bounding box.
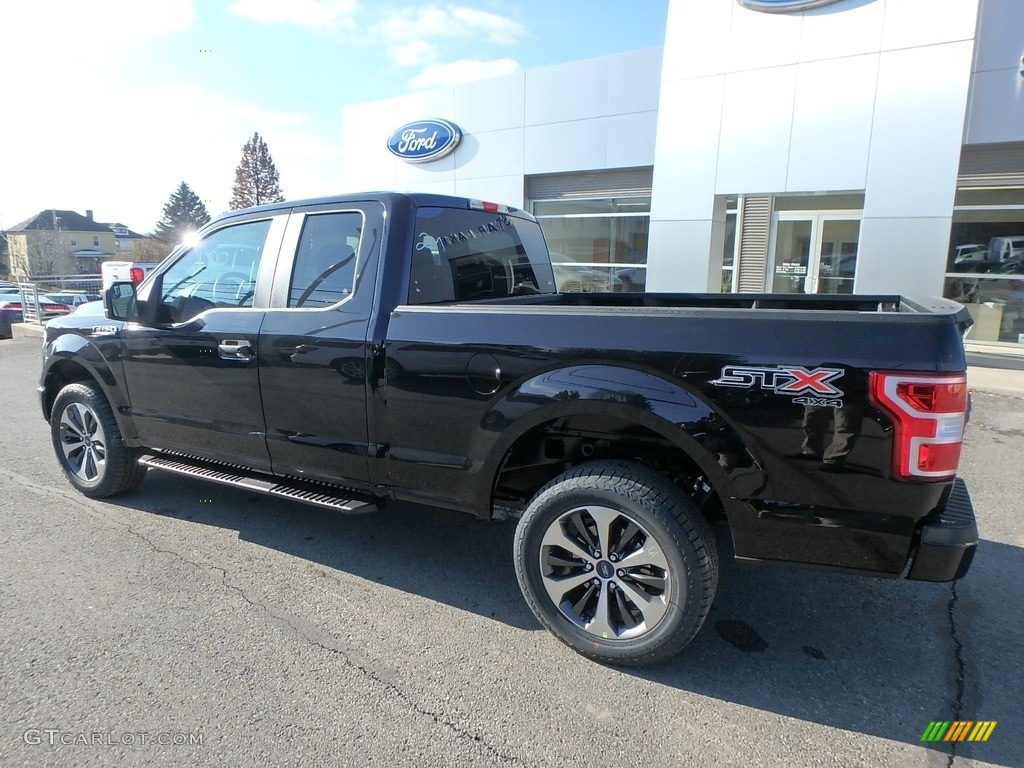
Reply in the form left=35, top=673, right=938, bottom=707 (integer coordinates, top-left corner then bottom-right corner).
left=798, top=0, right=884, bottom=61
left=882, top=0, right=980, bottom=51
left=646, top=219, right=717, bottom=292
left=716, top=66, right=798, bottom=195
left=394, top=151, right=456, bottom=187
left=650, top=76, right=725, bottom=221
left=864, top=42, right=974, bottom=218
left=453, top=176, right=525, bottom=209
left=453, top=129, right=525, bottom=180
left=856, top=216, right=952, bottom=295
left=524, top=119, right=609, bottom=174
left=340, top=102, right=399, bottom=190
left=454, top=72, right=525, bottom=134
left=787, top=55, right=877, bottom=191
left=391, top=180, right=457, bottom=196
left=525, top=58, right=607, bottom=125
left=605, top=112, right=658, bottom=169
left=606, top=48, right=663, bottom=114
left=391, top=88, right=456, bottom=126
left=965, top=68, right=1024, bottom=145
left=660, top=0, right=732, bottom=81
left=727, top=5, right=804, bottom=72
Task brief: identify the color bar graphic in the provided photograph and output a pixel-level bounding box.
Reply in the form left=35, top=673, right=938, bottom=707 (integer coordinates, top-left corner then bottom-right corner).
left=921, top=721, right=996, bottom=742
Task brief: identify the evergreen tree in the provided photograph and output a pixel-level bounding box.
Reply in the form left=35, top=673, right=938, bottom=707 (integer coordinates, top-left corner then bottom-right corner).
left=229, top=132, right=285, bottom=209
left=153, top=182, right=211, bottom=245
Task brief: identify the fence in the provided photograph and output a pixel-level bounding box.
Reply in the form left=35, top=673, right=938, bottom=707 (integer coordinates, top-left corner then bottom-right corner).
left=20, top=274, right=103, bottom=294
left=13, top=275, right=103, bottom=326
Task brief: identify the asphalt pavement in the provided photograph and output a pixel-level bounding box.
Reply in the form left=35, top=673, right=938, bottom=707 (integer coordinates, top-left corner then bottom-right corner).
left=0, top=336, right=1021, bottom=767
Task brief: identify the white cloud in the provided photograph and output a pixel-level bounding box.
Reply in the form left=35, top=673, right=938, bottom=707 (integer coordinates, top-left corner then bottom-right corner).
left=0, top=0, right=194, bottom=72
left=372, top=5, right=525, bottom=47
left=408, top=58, right=521, bottom=90
left=0, top=80, right=342, bottom=234
left=229, top=0, right=358, bottom=29
left=388, top=39, right=439, bottom=67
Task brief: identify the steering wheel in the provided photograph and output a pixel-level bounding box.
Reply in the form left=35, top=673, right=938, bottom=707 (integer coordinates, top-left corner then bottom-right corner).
left=212, top=272, right=252, bottom=305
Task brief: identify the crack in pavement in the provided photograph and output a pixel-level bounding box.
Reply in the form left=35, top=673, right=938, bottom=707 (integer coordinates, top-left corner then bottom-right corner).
left=121, top=523, right=524, bottom=765
left=1, top=466, right=522, bottom=764
left=946, top=581, right=966, bottom=768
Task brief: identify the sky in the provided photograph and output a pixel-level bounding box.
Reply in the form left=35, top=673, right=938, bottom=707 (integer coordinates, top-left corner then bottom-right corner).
left=0, top=0, right=668, bottom=236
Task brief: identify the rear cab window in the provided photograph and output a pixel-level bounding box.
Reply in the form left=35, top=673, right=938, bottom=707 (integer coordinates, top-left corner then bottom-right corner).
left=410, top=206, right=556, bottom=304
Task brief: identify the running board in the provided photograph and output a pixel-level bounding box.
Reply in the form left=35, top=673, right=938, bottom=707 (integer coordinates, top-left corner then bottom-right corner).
left=138, top=454, right=378, bottom=514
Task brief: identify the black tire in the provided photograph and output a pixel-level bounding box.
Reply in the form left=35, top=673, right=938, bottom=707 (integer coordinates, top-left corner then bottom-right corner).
left=514, top=460, right=718, bottom=666
left=50, top=382, right=146, bottom=498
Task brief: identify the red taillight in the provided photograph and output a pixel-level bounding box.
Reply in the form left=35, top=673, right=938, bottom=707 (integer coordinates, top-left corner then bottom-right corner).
left=129, top=267, right=145, bottom=284
left=468, top=199, right=508, bottom=214
left=868, top=372, right=968, bottom=481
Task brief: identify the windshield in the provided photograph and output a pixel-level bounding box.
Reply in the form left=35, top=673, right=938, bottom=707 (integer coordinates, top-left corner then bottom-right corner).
left=410, top=207, right=556, bottom=304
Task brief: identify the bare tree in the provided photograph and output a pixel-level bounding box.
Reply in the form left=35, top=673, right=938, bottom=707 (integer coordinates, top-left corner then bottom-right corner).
left=229, top=132, right=285, bottom=210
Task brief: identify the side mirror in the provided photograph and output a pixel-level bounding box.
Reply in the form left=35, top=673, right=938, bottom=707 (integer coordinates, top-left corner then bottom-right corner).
left=104, top=281, right=137, bottom=321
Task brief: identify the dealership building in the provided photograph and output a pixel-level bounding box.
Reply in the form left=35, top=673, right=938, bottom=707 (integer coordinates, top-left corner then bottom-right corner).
left=339, top=0, right=1024, bottom=347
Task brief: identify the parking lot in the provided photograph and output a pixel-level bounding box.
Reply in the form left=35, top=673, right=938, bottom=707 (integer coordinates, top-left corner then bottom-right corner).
left=1, top=335, right=1021, bottom=767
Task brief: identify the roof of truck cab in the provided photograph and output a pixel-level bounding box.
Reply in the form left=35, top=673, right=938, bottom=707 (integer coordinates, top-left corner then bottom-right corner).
left=212, top=192, right=524, bottom=219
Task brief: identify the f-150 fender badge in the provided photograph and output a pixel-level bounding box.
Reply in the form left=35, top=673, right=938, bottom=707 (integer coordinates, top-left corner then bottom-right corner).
left=91, top=325, right=119, bottom=336
left=712, top=365, right=845, bottom=406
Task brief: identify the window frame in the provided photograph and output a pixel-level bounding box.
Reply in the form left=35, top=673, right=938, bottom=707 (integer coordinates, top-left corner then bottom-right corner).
left=284, top=210, right=365, bottom=310
left=135, top=214, right=285, bottom=324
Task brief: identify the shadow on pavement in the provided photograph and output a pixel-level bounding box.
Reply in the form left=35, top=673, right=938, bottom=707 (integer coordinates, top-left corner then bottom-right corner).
left=631, top=532, right=1023, bottom=768
left=111, top=472, right=1021, bottom=766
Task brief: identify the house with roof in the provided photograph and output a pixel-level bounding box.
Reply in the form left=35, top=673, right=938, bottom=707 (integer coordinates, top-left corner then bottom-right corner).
left=5, top=209, right=118, bottom=277
left=103, top=221, right=148, bottom=254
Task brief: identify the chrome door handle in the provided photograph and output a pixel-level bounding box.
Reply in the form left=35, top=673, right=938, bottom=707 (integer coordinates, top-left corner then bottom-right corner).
left=218, top=339, right=254, bottom=361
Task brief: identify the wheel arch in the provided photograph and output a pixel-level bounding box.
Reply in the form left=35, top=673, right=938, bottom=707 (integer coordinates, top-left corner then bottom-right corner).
left=480, top=364, right=757, bottom=518
left=42, top=337, right=136, bottom=442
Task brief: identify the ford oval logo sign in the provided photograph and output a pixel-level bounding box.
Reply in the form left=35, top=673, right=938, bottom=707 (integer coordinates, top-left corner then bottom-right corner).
left=738, top=0, right=845, bottom=11
left=387, top=119, right=462, bottom=163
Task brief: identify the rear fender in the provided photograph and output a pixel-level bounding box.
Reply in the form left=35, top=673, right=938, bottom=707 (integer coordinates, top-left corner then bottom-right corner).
left=480, top=364, right=761, bottom=504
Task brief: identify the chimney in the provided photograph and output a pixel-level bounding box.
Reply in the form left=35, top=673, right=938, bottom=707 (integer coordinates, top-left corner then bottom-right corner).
left=86, top=209, right=94, bottom=221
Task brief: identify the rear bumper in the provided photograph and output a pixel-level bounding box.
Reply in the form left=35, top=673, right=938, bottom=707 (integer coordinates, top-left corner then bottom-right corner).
left=906, top=478, right=977, bottom=582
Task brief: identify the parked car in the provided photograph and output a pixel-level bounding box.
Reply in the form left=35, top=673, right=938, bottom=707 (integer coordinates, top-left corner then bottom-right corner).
left=988, top=235, right=1024, bottom=264
left=41, top=292, right=101, bottom=309
left=0, top=297, right=72, bottom=339
left=41, top=192, right=977, bottom=666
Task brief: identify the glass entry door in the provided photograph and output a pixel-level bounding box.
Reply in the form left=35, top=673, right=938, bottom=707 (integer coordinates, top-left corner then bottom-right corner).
left=772, top=213, right=860, bottom=294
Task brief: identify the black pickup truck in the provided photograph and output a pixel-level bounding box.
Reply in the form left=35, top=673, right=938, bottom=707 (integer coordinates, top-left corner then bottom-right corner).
left=40, top=192, right=977, bottom=665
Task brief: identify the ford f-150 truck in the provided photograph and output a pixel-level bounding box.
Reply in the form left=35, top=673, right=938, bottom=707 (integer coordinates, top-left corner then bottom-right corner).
left=40, top=192, right=977, bottom=666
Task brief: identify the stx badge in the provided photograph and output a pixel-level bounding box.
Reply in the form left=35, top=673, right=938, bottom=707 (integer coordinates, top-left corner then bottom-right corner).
left=712, top=365, right=845, bottom=407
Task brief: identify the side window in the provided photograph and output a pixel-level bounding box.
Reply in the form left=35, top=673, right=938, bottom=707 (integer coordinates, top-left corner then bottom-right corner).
left=156, top=219, right=271, bottom=323
left=289, top=212, right=362, bottom=308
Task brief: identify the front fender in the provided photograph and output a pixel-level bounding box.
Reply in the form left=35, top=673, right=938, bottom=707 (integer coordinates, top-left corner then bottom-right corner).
left=41, top=331, right=136, bottom=441
left=479, top=364, right=762, bottom=502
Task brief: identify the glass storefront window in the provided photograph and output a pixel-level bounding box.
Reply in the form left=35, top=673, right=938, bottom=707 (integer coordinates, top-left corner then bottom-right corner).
left=533, top=196, right=649, bottom=292
left=722, top=196, right=737, bottom=293
left=945, top=276, right=1024, bottom=343
left=944, top=189, right=1024, bottom=344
